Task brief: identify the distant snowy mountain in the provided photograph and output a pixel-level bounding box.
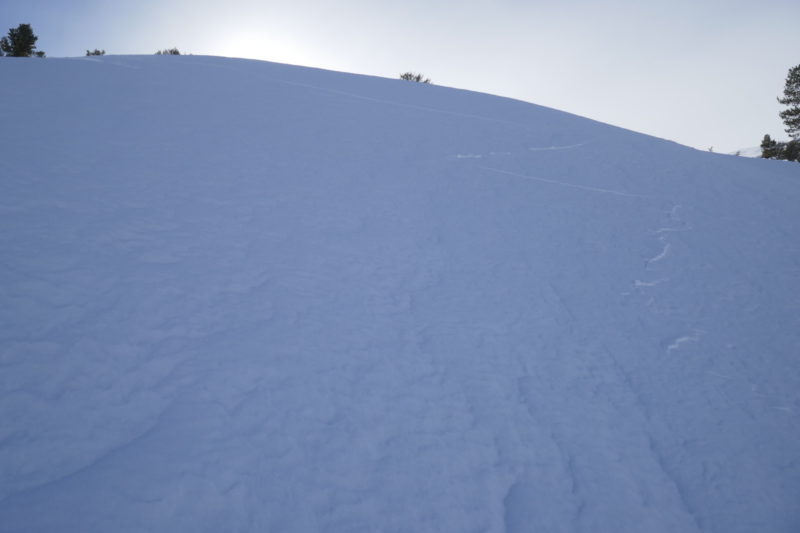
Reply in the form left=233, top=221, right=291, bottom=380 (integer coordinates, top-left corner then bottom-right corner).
left=1, top=55, right=799, bottom=533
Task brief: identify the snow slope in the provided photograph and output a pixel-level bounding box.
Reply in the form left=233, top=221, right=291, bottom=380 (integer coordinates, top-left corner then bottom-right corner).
left=1, top=55, right=799, bottom=532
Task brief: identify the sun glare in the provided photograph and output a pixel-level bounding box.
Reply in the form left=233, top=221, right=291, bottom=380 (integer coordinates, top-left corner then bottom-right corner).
left=210, top=30, right=312, bottom=66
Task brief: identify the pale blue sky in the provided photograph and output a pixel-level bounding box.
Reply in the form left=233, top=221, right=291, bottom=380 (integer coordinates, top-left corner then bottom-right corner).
left=4, top=0, right=798, bottom=152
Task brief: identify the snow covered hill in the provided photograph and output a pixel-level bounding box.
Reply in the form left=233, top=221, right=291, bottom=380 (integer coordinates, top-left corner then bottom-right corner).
left=1, top=55, right=799, bottom=532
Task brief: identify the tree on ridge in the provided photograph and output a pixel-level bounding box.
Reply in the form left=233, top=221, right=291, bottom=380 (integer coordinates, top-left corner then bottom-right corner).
left=0, top=23, right=44, bottom=57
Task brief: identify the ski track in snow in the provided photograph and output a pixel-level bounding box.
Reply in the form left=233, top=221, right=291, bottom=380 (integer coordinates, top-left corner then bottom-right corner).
left=479, top=167, right=659, bottom=199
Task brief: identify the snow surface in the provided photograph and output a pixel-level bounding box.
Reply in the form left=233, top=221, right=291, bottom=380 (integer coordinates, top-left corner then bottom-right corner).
left=1, top=55, right=799, bottom=532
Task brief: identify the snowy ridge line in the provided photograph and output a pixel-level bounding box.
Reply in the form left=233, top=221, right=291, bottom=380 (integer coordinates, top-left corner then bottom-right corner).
left=69, top=56, right=141, bottom=69
left=478, top=166, right=660, bottom=199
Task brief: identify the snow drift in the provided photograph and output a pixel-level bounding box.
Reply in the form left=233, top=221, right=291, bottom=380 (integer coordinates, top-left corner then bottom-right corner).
left=1, top=55, right=799, bottom=532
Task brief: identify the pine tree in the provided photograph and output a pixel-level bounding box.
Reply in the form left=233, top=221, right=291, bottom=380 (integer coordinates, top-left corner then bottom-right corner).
left=399, top=72, right=431, bottom=84
left=760, top=134, right=779, bottom=159
left=784, top=140, right=800, bottom=162
left=778, top=64, right=800, bottom=140
left=0, top=24, right=43, bottom=57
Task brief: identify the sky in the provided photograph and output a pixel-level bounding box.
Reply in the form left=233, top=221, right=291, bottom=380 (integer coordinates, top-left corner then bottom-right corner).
left=3, top=0, right=799, bottom=153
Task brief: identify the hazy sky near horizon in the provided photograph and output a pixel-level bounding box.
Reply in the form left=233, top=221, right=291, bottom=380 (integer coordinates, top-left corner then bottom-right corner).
left=4, top=0, right=798, bottom=152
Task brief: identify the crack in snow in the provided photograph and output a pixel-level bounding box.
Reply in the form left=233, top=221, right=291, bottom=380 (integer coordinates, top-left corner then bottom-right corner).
left=666, top=330, right=704, bottom=352
left=634, top=278, right=669, bottom=288
left=527, top=142, right=589, bottom=152
left=645, top=242, right=672, bottom=267
left=480, top=167, right=659, bottom=199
